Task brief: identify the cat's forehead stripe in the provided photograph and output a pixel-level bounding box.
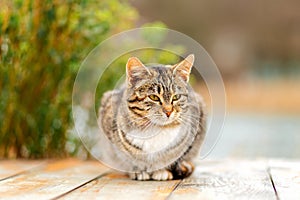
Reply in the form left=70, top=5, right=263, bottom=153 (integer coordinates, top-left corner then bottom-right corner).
left=154, top=67, right=172, bottom=86
left=148, top=66, right=177, bottom=100
left=133, top=65, right=185, bottom=98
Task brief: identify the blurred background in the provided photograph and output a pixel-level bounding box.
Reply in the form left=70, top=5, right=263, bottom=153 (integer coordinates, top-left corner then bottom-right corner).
left=1, top=0, right=299, bottom=159
left=129, top=0, right=300, bottom=159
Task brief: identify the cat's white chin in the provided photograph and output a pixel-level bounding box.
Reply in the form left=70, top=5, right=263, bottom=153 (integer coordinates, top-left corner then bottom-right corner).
left=151, top=117, right=177, bottom=126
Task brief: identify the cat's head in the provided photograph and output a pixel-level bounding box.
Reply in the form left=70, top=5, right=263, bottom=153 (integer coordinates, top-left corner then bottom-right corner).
left=125, top=55, right=194, bottom=126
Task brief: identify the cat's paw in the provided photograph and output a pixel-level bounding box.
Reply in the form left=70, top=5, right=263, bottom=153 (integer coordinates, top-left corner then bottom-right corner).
left=151, top=169, right=173, bottom=181
left=171, top=160, right=194, bottom=179
left=129, top=171, right=150, bottom=181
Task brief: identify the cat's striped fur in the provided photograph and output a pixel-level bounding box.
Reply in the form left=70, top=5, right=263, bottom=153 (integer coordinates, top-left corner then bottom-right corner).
left=98, top=55, right=206, bottom=180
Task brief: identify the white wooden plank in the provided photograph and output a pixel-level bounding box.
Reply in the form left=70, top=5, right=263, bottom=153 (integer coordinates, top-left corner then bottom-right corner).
left=169, top=160, right=277, bottom=200
left=0, top=160, right=46, bottom=180
left=269, top=159, right=300, bottom=200
left=1, top=159, right=298, bottom=199
left=61, top=173, right=180, bottom=200
left=0, top=159, right=109, bottom=200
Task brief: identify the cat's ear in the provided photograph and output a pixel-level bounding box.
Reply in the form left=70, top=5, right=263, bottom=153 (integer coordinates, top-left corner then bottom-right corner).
left=172, top=54, right=194, bottom=82
left=126, top=57, right=151, bottom=86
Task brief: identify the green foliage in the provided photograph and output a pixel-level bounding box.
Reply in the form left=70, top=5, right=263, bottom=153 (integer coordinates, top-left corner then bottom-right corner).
left=0, top=0, right=138, bottom=158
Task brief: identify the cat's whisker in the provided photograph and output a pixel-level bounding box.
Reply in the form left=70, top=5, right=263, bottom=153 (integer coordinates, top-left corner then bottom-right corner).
left=178, top=116, right=206, bottom=132
left=140, top=121, right=153, bottom=132
left=119, top=116, right=150, bottom=127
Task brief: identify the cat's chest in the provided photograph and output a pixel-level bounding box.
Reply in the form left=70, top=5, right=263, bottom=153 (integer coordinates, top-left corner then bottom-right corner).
left=126, top=126, right=182, bottom=153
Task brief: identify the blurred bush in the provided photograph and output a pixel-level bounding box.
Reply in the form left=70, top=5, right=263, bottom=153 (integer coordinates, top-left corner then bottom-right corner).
left=0, top=0, right=138, bottom=158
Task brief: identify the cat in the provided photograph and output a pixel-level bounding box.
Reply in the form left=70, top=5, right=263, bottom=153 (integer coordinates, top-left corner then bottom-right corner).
left=98, top=54, right=206, bottom=180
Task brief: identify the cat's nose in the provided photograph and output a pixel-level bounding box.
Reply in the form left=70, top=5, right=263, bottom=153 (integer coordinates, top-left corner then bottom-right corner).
left=163, top=105, right=173, bottom=117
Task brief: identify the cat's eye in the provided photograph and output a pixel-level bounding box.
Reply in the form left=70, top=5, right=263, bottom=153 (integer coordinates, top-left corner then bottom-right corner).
left=172, top=94, right=181, bottom=101
left=149, top=94, right=160, bottom=101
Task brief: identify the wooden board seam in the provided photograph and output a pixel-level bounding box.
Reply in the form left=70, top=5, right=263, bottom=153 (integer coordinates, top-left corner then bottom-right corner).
left=266, top=167, right=280, bottom=200
left=0, top=161, right=48, bottom=182
left=50, top=171, right=112, bottom=200
left=165, top=179, right=183, bottom=200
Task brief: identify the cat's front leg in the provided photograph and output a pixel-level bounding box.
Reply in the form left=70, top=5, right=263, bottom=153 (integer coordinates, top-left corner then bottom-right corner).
left=170, top=160, right=194, bottom=179
left=129, top=171, right=151, bottom=180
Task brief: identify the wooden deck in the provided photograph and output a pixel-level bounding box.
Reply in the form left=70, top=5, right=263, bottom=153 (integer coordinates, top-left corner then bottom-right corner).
left=0, top=159, right=299, bottom=199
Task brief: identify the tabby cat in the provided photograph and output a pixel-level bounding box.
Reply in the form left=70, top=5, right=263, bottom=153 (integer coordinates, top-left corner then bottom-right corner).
left=99, top=54, right=206, bottom=180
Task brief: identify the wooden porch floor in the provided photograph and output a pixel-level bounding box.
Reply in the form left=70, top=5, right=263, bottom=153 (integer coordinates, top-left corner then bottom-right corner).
left=0, top=159, right=299, bottom=199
